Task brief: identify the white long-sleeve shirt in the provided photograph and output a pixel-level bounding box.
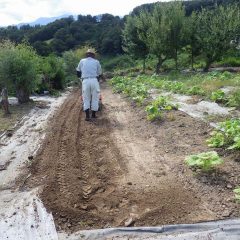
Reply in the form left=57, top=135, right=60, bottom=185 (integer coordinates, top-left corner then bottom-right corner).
left=76, top=57, right=102, bottom=79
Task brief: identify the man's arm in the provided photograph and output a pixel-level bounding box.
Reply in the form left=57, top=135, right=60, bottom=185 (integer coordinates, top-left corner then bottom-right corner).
left=76, top=60, right=82, bottom=78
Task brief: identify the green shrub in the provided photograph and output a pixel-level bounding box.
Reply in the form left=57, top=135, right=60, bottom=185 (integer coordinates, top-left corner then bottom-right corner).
left=218, top=57, right=240, bottom=67
left=0, top=40, right=41, bottom=103
left=38, top=54, right=66, bottom=93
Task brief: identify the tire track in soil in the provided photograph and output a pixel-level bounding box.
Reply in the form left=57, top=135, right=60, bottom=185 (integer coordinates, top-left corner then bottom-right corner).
left=26, top=88, right=125, bottom=232
left=26, top=86, right=219, bottom=233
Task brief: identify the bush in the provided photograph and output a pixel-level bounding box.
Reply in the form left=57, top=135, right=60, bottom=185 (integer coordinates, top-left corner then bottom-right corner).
left=0, top=40, right=41, bottom=103
left=217, top=57, right=240, bottom=67
left=38, top=54, right=66, bottom=93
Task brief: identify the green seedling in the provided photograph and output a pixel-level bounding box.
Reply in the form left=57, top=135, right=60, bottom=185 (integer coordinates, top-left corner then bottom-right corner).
left=207, top=119, right=240, bottom=150
left=146, top=96, right=178, bottom=121
left=233, top=187, right=240, bottom=202
left=210, top=90, right=226, bottom=103
left=185, top=151, right=223, bottom=172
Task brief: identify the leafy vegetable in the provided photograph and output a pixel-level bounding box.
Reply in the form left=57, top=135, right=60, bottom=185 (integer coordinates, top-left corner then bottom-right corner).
left=145, top=96, right=178, bottom=121
left=207, top=119, right=240, bottom=150
left=233, top=187, right=240, bottom=202
left=185, top=151, right=223, bottom=171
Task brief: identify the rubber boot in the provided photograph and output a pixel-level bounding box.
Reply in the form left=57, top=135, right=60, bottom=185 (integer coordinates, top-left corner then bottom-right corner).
left=85, top=109, right=90, bottom=121
left=92, top=111, right=97, bottom=119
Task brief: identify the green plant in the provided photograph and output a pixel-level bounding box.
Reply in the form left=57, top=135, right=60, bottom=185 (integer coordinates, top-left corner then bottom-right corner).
left=218, top=57, right=240, bottom=67
left=210, top=90, right=226, bottom=103
left=196, top=4, right=240, bottom=71
left=185, top=151, right=223, bottom=171
left=145, top=96, right=178, bottom=121
left=207, top=132, right=225, bottom=147
left=110, top=76, right=149, bottom=105
left=145, top=104, right=162, bottom=121
left=40, top=54, right=66, bottom=91
left=186, top=86, right=205, bottom=96
left=233, top=187, right=240, bottom=202
left=226, top=90, right=240, bottom=108
left=0, top=40, right=41, bottom=103
left=207, top=119, right=240, bottom=150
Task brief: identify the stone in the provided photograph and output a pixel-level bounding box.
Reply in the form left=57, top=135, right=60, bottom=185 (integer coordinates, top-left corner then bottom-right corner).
left=124, top=217, right=134, bottom=227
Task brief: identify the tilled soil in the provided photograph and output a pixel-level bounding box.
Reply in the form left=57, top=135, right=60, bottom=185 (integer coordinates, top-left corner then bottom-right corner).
left=26, top=83, right=240, bottom=233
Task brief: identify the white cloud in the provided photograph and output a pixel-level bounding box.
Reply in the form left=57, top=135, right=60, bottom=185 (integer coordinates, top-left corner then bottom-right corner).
left=0, top=0, right=167, bottom=26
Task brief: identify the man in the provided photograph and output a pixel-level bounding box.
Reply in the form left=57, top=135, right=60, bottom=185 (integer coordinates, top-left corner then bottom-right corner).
left=1, top=87, right=10, bottom=115
left=76, top=49, right=102, bottom=121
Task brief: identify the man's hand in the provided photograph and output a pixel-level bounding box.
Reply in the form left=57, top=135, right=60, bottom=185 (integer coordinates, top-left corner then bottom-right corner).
left=76, top=70, right=82, bottom=78
left=98, top=74, right=105, bottom=82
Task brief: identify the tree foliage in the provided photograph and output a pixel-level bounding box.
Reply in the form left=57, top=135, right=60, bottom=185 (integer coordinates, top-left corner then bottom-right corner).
left=123, top=15, right=149, bottom=72
left=0, top=15, right=124, bottom=56
left=39, top=54, right=65, bottom=92
left=196, top=3, right=240, bottom=71
left=0, top=41, right=40, bottom=103
left=0, top=0, right=239, bottom=73
left=123, top=1, right=240, bottom=72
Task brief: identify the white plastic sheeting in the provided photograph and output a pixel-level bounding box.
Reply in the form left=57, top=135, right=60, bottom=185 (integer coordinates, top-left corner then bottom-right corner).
left=0, top=93, right=69, bottom=240
left=0, top=190, right=58, bottom=240
left=150, top=90, right=236, bottom=122
left=0, top=94, right=68, bottom=189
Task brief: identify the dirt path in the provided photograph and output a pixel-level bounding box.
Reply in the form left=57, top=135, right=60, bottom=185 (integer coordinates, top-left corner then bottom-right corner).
left=25, top=84, right=240, bottom=233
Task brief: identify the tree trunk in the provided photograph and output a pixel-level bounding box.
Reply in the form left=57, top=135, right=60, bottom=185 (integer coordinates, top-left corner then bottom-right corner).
left=16, top=88, right=30, bottom=103
left=1, top=88, right=10, bottom=114
left=175, top=48, right=178, bottom=70
left=156, top=57, right=162, bottom=74
left=191, top=48, right=194, bottom=71
left=204, top=58, right=212, bottom=72
left=142, top=58, right=146, bottom=74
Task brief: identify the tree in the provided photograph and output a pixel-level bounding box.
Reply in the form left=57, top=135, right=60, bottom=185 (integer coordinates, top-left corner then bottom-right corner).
left=1, top=88, right=10, bottom=115
left=0, top=41, right=40, bottom=103
left=32, top=41, right=52, bottom=56
left=136, top=4, right=170, bottom=74
left=183, top=12, right=201, bottom=70
left=123, top=15, right=149, bottom=72
left=165, top=1, right=186, bottom=70
left=196, top=3, right=240, bottom=71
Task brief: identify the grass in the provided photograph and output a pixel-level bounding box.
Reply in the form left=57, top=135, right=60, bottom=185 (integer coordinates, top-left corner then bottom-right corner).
left=0, top=102, right=35, bottom=133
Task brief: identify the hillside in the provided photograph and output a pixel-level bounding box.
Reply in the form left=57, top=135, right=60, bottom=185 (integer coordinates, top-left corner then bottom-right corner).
left=0, top=0, right=238, bottom=57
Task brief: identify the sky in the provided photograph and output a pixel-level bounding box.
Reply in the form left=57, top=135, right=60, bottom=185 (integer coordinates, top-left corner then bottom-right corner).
left=0, top=0, right=168, bottom=27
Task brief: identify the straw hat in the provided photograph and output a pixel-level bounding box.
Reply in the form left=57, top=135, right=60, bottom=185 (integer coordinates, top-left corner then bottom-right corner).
left=86, top=48, right=95, bottom=54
